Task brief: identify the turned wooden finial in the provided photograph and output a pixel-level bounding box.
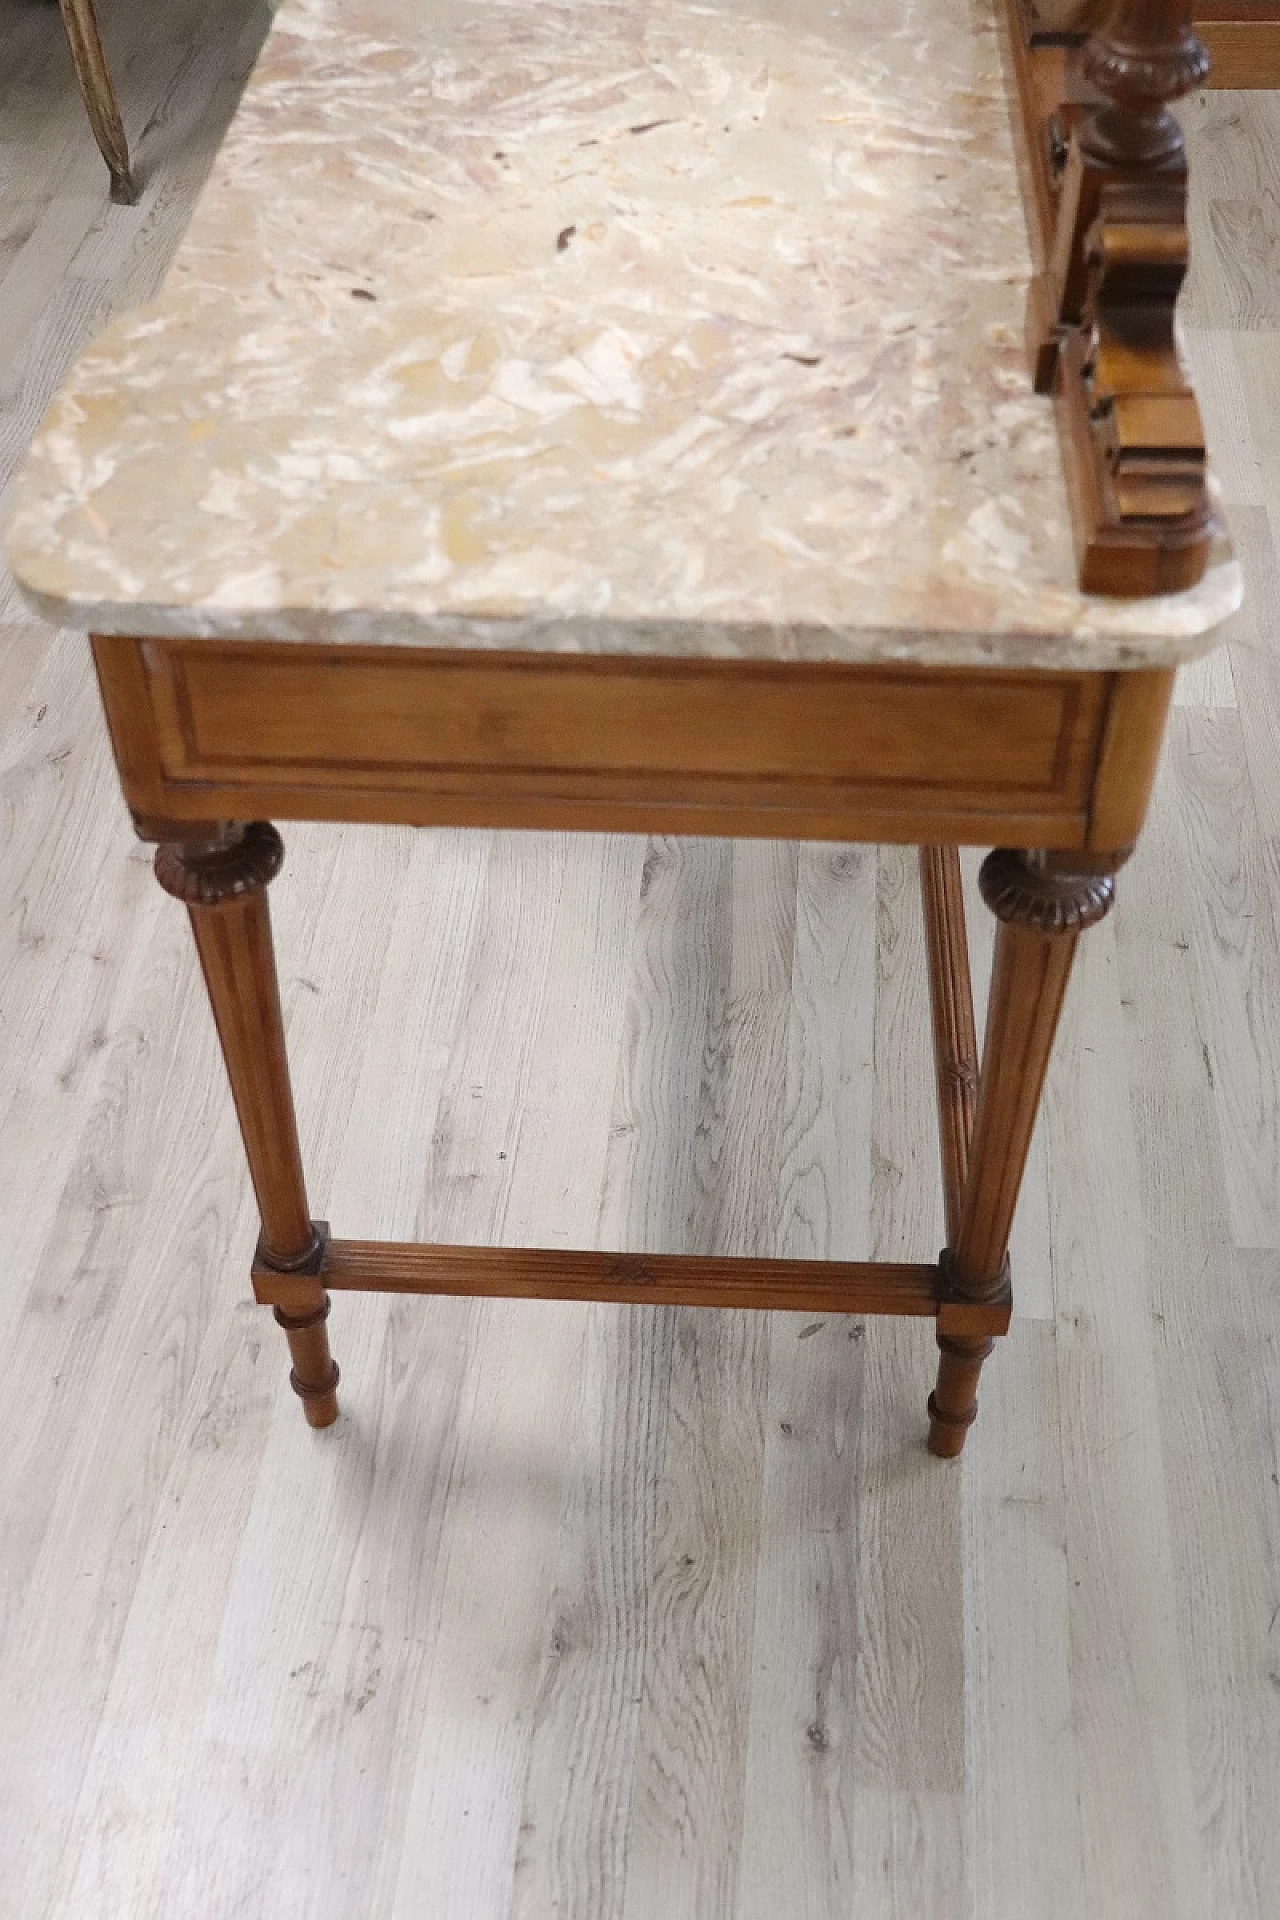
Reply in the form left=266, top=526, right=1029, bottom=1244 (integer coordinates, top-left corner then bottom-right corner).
left=1081, top=0, right=1209, bottom=168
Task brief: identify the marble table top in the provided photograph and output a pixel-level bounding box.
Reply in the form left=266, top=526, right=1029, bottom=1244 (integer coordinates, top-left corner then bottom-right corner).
left=5, top=0, right=1240, bottom=668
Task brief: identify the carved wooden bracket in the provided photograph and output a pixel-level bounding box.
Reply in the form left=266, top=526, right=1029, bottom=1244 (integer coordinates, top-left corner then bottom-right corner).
left=1010, top=0, right=1214, bottom=594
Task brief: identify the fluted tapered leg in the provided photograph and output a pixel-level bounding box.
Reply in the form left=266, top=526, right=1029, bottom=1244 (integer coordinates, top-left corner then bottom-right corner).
left=155, top=822, right=338, bottom=1428
left=927, top=848, right=1118, bottom=1457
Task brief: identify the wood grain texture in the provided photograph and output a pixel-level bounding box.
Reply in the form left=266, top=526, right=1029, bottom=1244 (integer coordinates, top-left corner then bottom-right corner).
left=1087, top=667, right=1177, bottom=852
left=1167, top=706, right=1280, bottom=1246
left=930, top=847, right=1119, bottom=1455
left=959, top=848, right=1056, bottom=1322
left=962, top=1318, right=1089, bottom=1920
left=920, top=847, right=980, bottom=1247
left=1052, top=897, right=1205, bottom=1919
left=737, top=1314, right=865, bottom=1920
left=614, top=843, right=788, bottom=1920
left=0, top=830, right=254, bottom=1920
left=1183, top=91, right=1280, bottom=330
left=735, top=842, right=878, bottom=1920
left=375, top=833, right=621, bottom=1920
left=152, top=821, right=340, bottom=1424
left=92, top=635, right=1118, bottom=850
left=1, top=13, right=1278, bottom=1920
left=1125, top=935, right=1280, bottom=1917
left=505, top=839, right=680, bottom=1920
left=855, top=848, right=966, bottom=1914
left=1198, top=17, right=1280, bottom=84
left=256, top=1239, right=944, bottom=1318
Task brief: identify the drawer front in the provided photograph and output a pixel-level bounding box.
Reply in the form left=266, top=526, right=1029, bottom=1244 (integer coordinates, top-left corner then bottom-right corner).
left=95, top=638, right=1119, bottom=847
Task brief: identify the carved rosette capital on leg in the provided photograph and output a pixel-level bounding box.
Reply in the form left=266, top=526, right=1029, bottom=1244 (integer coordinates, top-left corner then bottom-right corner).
left=927, top=847, right=1120, bottom=1457
left=153, top=821, right=338, bottom=1428
left=976, top=845, right=1117, bottom=935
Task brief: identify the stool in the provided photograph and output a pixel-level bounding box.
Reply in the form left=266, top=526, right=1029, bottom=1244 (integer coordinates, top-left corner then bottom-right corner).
left=7, top=0, right=1240, bottom=1457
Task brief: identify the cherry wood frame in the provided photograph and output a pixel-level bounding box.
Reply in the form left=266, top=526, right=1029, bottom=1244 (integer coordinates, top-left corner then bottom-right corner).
left=91, top=633, right=1175, bottom=1455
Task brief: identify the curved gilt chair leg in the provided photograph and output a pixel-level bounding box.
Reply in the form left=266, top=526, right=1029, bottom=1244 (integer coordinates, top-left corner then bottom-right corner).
left=926, top=847, right=1119, bottom=1458
left=56, top=0, right=137, bottom=204
left=154, top=822, right=339, bottom=1428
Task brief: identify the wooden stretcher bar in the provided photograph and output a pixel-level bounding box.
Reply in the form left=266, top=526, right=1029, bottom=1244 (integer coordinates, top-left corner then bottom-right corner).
left=249, top=846, right=1009, bottom=1346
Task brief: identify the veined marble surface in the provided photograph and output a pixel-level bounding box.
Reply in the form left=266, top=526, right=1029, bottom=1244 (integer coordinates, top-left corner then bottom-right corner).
left=5, top=0, right=1240, bottom=665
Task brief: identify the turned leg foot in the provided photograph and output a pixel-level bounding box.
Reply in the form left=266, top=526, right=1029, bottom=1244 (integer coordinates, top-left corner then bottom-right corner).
left=154, top=821, right=339, bottom=1428
left=926, top=847, right=1119, bottom=1457
left=275, top=1294, right=340, bottom=1429
left=928, top=1336, right=996, bottom=1459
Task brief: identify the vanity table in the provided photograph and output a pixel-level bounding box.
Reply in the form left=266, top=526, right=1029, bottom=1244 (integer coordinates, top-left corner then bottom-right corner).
left=7, top=0, right=1240, bottom=1456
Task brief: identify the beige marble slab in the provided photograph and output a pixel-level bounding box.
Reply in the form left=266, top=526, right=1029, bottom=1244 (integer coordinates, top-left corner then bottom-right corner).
left=4, top=0, right=1241, bottom=666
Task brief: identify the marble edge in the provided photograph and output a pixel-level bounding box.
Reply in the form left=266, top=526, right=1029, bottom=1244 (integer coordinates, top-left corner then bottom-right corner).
left=9, top=553, right=1244, bottom=673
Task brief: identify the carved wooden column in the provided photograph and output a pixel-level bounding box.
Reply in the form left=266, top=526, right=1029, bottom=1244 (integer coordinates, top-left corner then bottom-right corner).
left=1030, top=0, right=1212, bottom=592
left=154, top=821, right=339, bottom=1428
left=927, top=848, right=1117, bottom=1457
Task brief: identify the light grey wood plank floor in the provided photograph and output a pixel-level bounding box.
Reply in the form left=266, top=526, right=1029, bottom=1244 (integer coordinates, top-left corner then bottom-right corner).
left=1, top=5, right=1278, bottom=1916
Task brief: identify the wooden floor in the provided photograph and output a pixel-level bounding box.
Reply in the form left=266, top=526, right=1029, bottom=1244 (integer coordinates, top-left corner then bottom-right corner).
left=2, top=4, right=1279, bottom=1916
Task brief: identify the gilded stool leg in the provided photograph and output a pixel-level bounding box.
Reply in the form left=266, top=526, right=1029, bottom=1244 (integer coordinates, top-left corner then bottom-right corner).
left=154, top=822, right=339, bottom=1428
left=927, top=848, right=1118, bottom=1457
